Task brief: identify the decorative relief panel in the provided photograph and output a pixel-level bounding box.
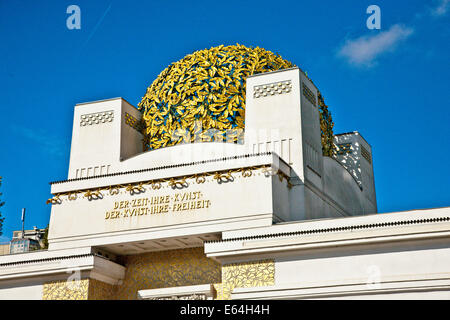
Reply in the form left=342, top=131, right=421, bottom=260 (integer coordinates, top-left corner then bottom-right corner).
left=360, top=145, right=372, bottom=164
left=43, top=278, right=116, bottom=300
left=76, top=164, right=110, bottom=179
left=115, top=247, right=221, bottom=300
left=41, top=257, right=273, bottom=300
left=336, top=143, right=352, bottom=155
left=302, top=82, right=316, bottom=106
left=80, top=110, right=114, bottom=126
left=221, top=259, right=275, bottom=300
left=88, top=278, right=117, bottom=300
left=47, top=164, right=293, bottom=205
left=253, top=81, right=292, bottom=99
left=124, top=112, right=144, bottom=132
left=43, top=279, right=89, bottom=300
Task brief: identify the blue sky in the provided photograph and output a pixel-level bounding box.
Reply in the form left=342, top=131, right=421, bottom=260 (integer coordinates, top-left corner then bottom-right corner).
left=0, top=0, right=449, bottom=241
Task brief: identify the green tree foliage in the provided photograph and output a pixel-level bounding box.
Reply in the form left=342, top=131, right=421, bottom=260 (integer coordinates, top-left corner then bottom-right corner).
left=318, top=92, right=336, bottom=157
left=0, top=177, right=5, bottom=237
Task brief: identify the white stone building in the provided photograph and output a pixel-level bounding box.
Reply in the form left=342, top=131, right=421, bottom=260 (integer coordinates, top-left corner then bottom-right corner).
left=0, top=60, right=448, bottom=300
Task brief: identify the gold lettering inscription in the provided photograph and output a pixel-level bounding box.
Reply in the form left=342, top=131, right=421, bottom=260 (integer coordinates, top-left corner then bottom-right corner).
left=105, top=192, right=211, bottom=220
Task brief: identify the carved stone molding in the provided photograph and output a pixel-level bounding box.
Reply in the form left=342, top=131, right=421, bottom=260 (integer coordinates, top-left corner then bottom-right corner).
left=80, top=111, right=114, bottom=126
left=253, top=81, right=292, bottom=98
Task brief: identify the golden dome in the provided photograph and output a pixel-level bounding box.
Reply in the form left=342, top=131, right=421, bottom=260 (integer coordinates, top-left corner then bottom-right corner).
left=138, top=44, right=294, bottom=150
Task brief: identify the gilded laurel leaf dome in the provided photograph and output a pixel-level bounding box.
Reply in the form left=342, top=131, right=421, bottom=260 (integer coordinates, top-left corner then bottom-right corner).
left=138, top=44, right=295, bottom=151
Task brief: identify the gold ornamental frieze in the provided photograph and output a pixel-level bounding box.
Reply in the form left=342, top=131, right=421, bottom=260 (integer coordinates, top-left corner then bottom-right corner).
left=46, top=165, right=291, bottom=205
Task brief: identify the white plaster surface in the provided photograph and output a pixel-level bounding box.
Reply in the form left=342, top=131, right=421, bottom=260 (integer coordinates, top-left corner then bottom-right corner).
left=206, top=207, right=450, bottom=299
